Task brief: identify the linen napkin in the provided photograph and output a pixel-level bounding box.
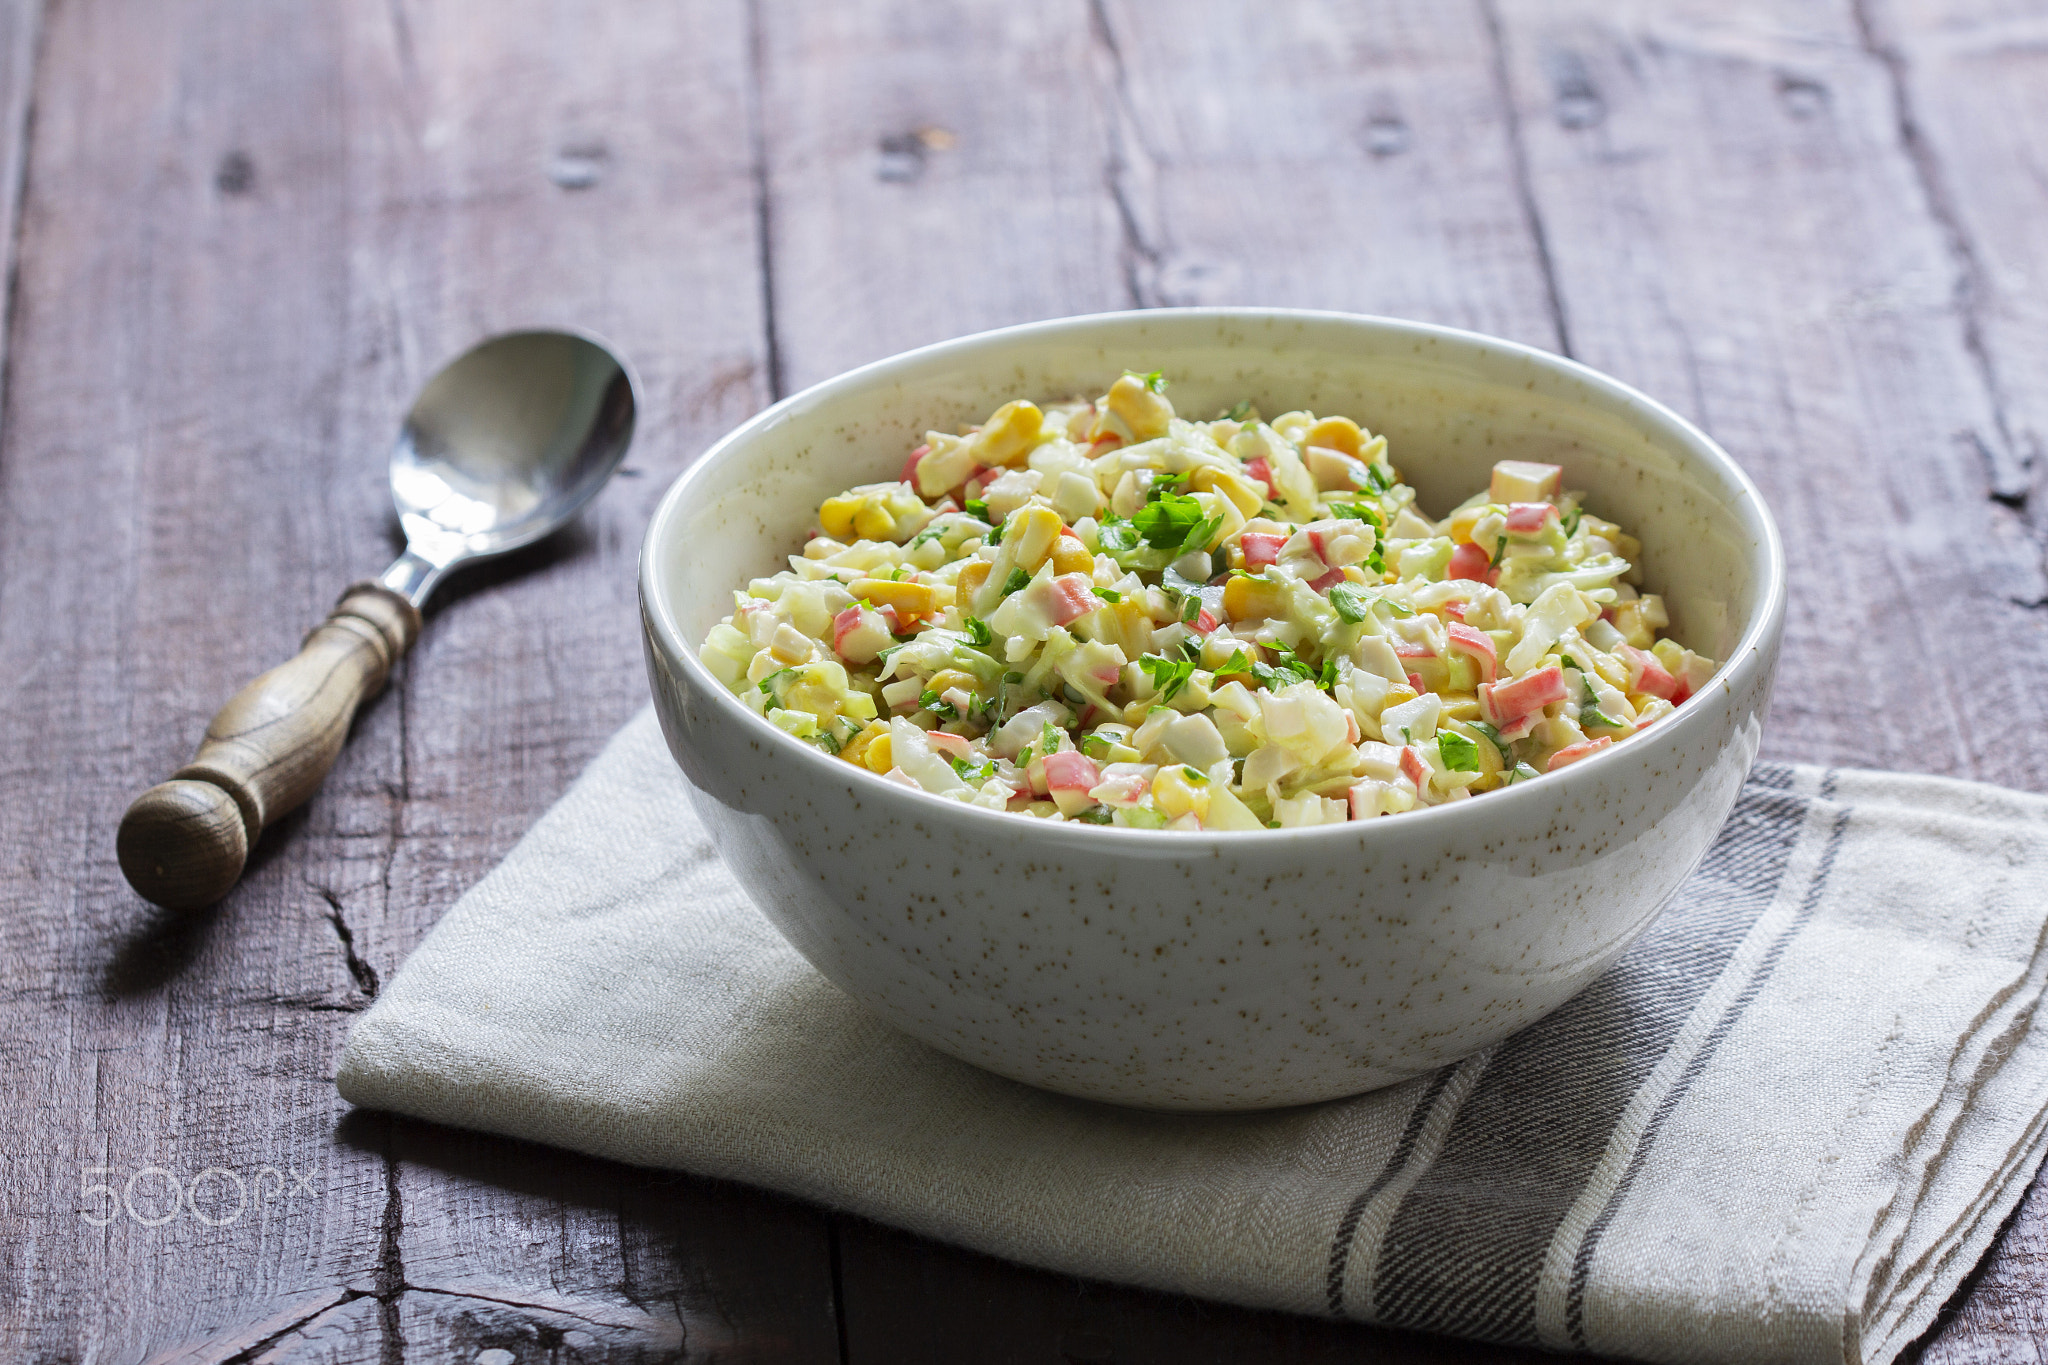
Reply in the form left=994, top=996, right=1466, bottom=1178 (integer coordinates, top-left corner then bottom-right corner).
left=338, top=708, right=2048, bottom=1365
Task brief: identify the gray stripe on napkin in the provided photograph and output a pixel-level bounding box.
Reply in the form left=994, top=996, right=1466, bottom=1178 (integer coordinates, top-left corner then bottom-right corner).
left=1324, top=1065, right=1458, bottom=1313
left=1563, top=799, right=1850, bottom=1347
left=1359, top=779, right=1814, bottom=1343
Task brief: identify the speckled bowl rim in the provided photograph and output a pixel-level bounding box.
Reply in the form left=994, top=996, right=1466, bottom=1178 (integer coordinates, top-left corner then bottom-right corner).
left=641, top=307, right=1786, bottom=850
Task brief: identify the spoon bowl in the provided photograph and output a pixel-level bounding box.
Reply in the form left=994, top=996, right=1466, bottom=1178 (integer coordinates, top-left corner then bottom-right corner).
left=382, top=330, right=636, bottom=605
left=119, top=329, right=637, bottom=910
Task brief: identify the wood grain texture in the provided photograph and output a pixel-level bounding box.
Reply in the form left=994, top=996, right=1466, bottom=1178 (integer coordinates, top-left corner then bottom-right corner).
left=752, top=0, right=1129, bottom=391
left=836, top=1216, right=1557, bottom=1365
left=1485, top=0, right=2048, bottom=789
left=0, top=0, right=829, bottom=1361
left=1862, top=3, right=2048, bottom=1353
left=5, top=0, right=2047, bottom=1360
left=1480, top=2, right=2048, bottom=1360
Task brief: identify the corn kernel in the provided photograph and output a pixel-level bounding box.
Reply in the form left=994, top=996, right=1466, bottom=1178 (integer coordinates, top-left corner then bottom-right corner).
left=850, top=578, right=937, bottom=616
left=1611, top=597, right=1667, bottom=649
left=1008, top=505, right=1065, bottom=573
left=1222, top=575, right=1291, bottom=622
left=1305, top=415, right=1364, bottom=457
left=864, top=733, right=894, bottom=774
left=1151, top=765, right=1211, bottom=822
left=818, top=496, right=859, bottom=541
left=926, top=668, right=978, bottom=697
left=853, top=504, right=898, bottom=540
left=1447, top=505, right=1486, bottom=545
left=1051, top=536, right=1094, bottom=576
left=976, top=400, right=1044, bottom=467
left=1103, top=374, right=1174, bottom=442
left=1106, top=598, right=1153, bottom=660
left=955, top=560, right=992, bottom=603
left=818, top=483, right=928, bottom=543
left=840, top=720, right=888, bottom=768
left=1190, top=465, right=1263, bottom=520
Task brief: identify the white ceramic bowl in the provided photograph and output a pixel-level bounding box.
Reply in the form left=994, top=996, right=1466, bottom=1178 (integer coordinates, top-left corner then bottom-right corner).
left=640, top=309, right=1784, bottom=1111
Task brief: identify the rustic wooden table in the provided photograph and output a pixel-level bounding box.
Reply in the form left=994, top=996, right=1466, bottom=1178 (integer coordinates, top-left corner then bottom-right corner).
left=5, top=0, right=2045, bottom=1359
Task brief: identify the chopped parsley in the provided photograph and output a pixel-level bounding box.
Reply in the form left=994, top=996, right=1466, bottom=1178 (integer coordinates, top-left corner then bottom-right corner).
left=1562, top=506, right=1583, bottom=537
left=1181, top=765, right=1209, bottom=784
left=1138, top=654, right=1198, bottom=704
left=919, top=689, right=957, bottom=720
left=1328, top=582, right=1370, bottom=624
left=1096, top=516, right=1141, bottom=554
left=1222, top=399, right=1255, bottom=422
left=1132, top=492, right=1210, bottom=550
left=949, top=753, right=996, bottom=784
left=1127, top=369, right=1168, bottom=393
left=1468, top=719, right=1516, bottom=766
left=756, top=666, right=799, bottom=697
left=1262, top=642, right=1328, bottom=690
left=1329, top=500, right=1385, bottom=533
left=1505, top=761, right=1542, bottom=785
left=1079, top=732, right=1113, bottom=759
left=1438, top=731, right=1481, bottom=772
left=1218, top=647, right=1256, bottom=678
left=1489, top=534, right=1508, bottom=569
left=1576, top=674, right=1625, bottom=732
left=1074, top=806, right=1115, bottom=824
left=814, top=731, right=843, bottom=756
left=1094, top=587, right=1122, bottom=604
left=986, top=518, right=1006, bottom=546
left=963, top=615, right=993, bottom=647
left=964, top=497, right=990, bottom=522
left=1000, top=567, right=1030, bottom=598
left=993, top=670, right=1025, bottom=723
left=1364, top=463, right=1395, bottom=494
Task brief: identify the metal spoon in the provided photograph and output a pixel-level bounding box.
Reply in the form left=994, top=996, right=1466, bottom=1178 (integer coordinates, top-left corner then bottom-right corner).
left=118, top=330, right=637, bottom=910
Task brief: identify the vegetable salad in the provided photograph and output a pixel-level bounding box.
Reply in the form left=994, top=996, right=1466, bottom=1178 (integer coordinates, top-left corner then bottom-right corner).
left=698, top=372, right=1716, bottom=831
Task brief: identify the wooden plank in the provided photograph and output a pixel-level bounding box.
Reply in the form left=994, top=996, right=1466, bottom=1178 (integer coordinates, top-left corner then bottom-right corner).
left=376, top=1119, right=840, bottom=1364
left=1094, top=0, right=1560, bottom=347
left=837, top=1217, right=1554, bottom=1365
left=1480, top=1, right=2047, bottom=1359
left=1485, top=0, right=2048, bottom=790
left=0, top=2, right=390, bottom=1359
left=339, top=2, right=839, bottom=1351
left=1858, top=4, right=2048, bottom=1355
left=752, top=0, right=1128, bottom=391
left=1867, top=0, right=2048, bottom=512
left=0, top=0, right=836, bottom=1359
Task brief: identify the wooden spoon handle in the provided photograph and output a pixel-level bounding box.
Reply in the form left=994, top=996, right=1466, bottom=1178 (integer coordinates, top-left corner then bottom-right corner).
left=118, top=583, right=421, bottom=909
